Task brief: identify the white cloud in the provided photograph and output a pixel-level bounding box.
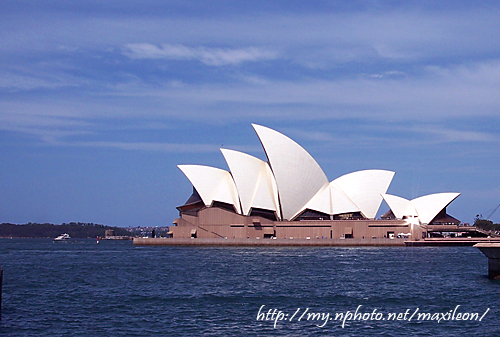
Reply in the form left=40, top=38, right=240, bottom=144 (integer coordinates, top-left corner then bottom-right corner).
left=4, top=58, right=500, bottom=146
left=57, top=140, right=221, bottom=153
left=2, top=4, right=500, bottom=69
left=105, top=59, right=499, bottom=123
left=123, top=43, right=278, bottom=66
left=409, top=126, right=499, bottom=143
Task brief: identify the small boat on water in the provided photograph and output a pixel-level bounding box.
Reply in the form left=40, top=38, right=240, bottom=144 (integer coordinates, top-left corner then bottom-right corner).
left=53, top=233, right=71, bottom=241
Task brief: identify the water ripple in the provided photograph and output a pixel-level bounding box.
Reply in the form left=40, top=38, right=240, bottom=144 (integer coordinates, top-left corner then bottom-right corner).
left=0, top=239, right=498, bottom=336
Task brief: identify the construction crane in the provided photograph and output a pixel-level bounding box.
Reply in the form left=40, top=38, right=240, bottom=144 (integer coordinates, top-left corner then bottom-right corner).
left=486, top=204, right=500, bottom=220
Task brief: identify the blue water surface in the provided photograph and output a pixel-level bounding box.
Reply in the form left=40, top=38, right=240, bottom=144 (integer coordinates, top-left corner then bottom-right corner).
left=0, top=239, right=498, bottom=336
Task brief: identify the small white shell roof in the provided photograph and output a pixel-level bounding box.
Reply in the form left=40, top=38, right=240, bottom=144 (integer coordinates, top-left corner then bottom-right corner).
left=220, top=148, right=279, bottom=216
left=252, top=124, right=329, bottom=220
left=332, top=170, right=395, bottom=219
left=411, top=192, right=460, bottom=224
left=382, top=192, right=460, bottom=224
left=177, top=165, right=241, bottom=214
left=381, top=193, right=410, bottom=219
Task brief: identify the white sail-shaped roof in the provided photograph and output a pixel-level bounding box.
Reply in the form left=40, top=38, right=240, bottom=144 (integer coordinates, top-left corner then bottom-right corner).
left=177, top=124, right=460, bottom=224
left=411, top=192, right=460, bottom=225
left=177, top=165, right=242, bottom=214
left=404, top=202, right=419, bottom=218
left=220, top=149, right=279, bottom=216
left=300, top=182, right=332, bottom=216
left=252, top=124, right=329, bottom=220
left=330, top=182, right=362, bottom=215
left=332, top=170, right=395, bottom=219
left=381, top=194, right=410, bottom=219
left=383, top=192, right=460, bottom=224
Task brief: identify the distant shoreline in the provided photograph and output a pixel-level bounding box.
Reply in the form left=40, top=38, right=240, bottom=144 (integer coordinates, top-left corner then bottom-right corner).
left=0, top=222, right=131, bottom=239
left=0, top=222, right=170, bottom=239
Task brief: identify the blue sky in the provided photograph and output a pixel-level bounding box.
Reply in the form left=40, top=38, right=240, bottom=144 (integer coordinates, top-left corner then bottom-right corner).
left=1, top=1, right=500, bottom=227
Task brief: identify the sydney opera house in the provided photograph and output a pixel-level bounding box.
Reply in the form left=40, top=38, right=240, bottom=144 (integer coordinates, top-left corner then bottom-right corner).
left=171, top=124, right=460, bottom=241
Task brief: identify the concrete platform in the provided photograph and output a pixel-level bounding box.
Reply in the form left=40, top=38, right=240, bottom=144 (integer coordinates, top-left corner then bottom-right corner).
left=474, top=243, right=500, bottom=279
left=133, top=237, right=407, bottom=247
left=405, top=237, right=500, bottom=246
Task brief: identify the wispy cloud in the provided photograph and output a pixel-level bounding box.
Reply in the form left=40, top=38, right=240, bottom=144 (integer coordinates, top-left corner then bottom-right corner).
left=56, top=140, right=221, bottom=153
left=123, top=43, right=278, bottom=66
left=3, top=58, right=500, bottom=147
left=113, top=59, right=500, bottom=122
left=2, top=4, right=500, bottom=150
left=409, top=126, right=500, bottom=143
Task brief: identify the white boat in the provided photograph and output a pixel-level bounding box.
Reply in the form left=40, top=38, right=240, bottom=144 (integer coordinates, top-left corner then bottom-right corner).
left=54, top=233, right=71, bottom=241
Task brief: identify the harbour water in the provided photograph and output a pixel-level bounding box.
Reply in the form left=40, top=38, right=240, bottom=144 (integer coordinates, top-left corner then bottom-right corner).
left=0, top=239, right=498, bottom=336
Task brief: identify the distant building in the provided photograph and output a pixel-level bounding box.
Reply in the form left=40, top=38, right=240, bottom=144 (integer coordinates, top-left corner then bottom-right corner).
left=171, top=124, right=460, bottom=240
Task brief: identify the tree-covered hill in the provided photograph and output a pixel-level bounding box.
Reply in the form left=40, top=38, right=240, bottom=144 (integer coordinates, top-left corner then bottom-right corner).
left=474, top=219, right=500, bottom=232
left=0, top=222, right=131, bottom=238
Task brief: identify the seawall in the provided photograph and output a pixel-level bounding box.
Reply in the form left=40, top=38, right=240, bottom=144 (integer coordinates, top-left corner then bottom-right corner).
left=405, top=237, right=500, bottom=246
left=133, top=237, right=407, bottom=246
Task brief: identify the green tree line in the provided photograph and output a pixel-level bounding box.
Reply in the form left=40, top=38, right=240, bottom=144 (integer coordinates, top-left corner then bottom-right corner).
left=474, top=219, right=500, bottom=232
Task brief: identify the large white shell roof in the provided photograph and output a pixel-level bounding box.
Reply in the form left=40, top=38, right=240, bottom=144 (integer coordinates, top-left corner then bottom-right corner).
left=177, top=124, right=460, bottom=222
left=252, top=124, right=329, bottom=220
